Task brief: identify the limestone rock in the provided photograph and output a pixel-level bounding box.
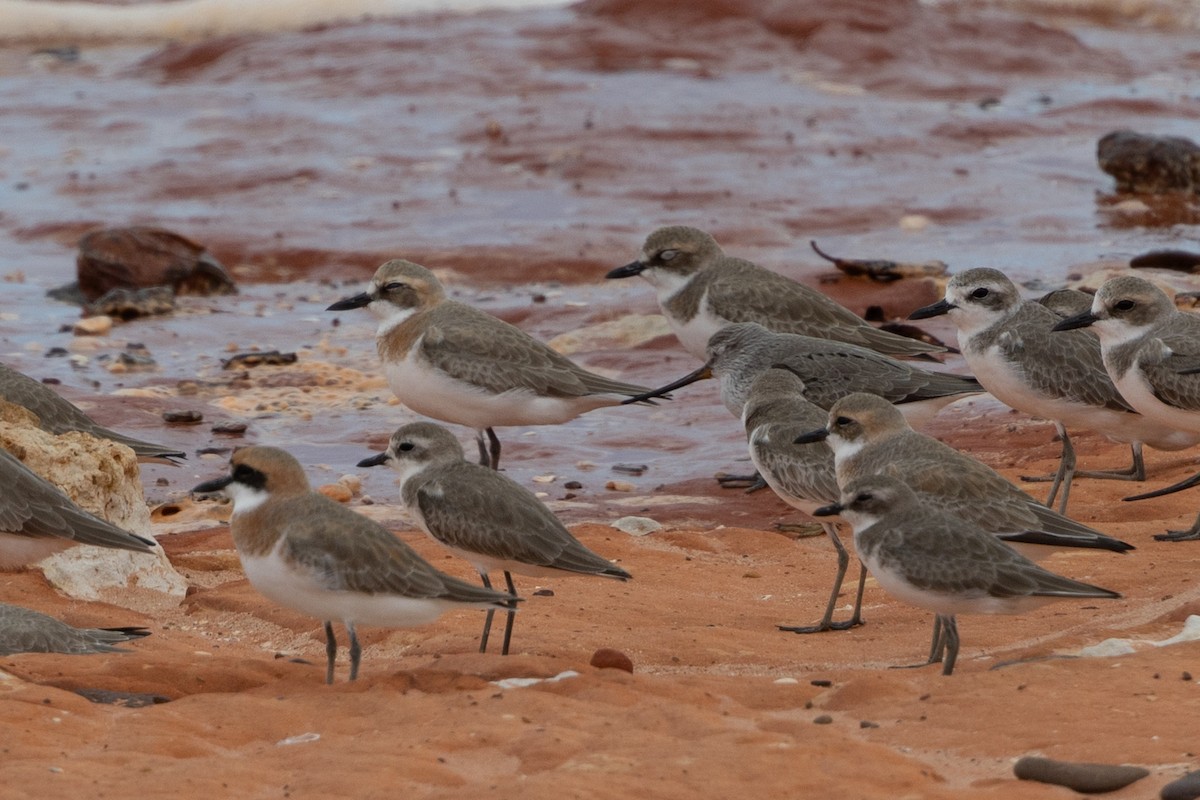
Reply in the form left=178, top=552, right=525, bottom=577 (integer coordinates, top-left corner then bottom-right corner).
left=547, top=314, right=672, bottom=355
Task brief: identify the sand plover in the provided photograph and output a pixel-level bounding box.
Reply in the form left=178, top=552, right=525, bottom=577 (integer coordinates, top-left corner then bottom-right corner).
left=0, top=602, right=149, bottom=656
left=1, top=362, right=185, bottom=463
left=192, top=445, right=516, bottom=683
left=328, top=260, right=652, bottom=470
left=606, top=226, right=945, bottom=361
left=741, top=369, right=865, bottom=633
left=795, top=393, right=1134, bottom=556
left=0, top=448, right=157, bottom=569
left=624, top=323, right=980, bottom=428
left=909, top=269, right=1198, bottom=512
left=815, top=475, right=1120, bottom=675
left=604, top=226, right=940, bottom=362
left=358, top=422, right=630, bottom=655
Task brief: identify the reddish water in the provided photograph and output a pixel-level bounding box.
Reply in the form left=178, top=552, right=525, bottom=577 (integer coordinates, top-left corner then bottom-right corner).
left=2, top=0, right=1199, bottom=521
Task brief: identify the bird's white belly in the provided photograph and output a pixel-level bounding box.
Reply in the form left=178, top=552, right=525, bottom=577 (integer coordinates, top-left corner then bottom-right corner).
left=383, top=349, right=611, bottom=429
left=857, top=546, right=1042, bottom=616
left=661, top=288, right=726, bottom=360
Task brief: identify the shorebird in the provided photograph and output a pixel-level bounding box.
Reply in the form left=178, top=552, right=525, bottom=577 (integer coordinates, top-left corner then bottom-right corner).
left=741, top=369, right=865, bottom=634
left=358, top=422, right=630, bottom=655
left=795, top=392, right=1134, bottom=556
left=328, top=260, right=652, bottom=470
left=0, top=448, right=157, bottom=569
left=909, top=269, right=1198, bottom=512
left=606, top=225, right=945, bottom=361
left=0, top=602, right=149, bottom=656
left=815, top=475, right=1120, bottom=675
left=192, top=445, right=517, bottom=683
left=624, top=323, right=980, bottom=428
left=1, top=362, right=184, bottom=463
left=1054, top=275, right=1200, bottom=540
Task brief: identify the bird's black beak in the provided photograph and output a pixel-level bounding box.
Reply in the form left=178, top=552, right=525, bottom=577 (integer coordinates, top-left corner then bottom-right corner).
left=1124, top=470, right=1200, bottom=502
left=620, top=363, right=712, bottom=405
left=357, top=452, right=390, bottom=468
left=907, top=298, right=956, bottom=320
left=605, top=260, right=646, bottom=280
left=793, top=428, right=830, bottom=445
left=192, top=475, right=233, bottom=494
left=327, top=292, right=373, bottom=311
left=813, top=501, right=843, bottom=517
left=1051, top=310, right=1099, bottom=332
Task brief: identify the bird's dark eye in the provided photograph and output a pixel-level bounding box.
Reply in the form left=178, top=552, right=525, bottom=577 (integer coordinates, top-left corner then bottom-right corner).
left=383, top=281, right=406, bottom=292
left=1114, top=299, right=1135, bottom=312
left=658, top=249, right=678, bottom=263
left=398, top=442, right=415, bottom=452
left=835, top=416, right=852, bottom=427
left=971, top=287, right=990, bottom=299
left=856, top=492, right=873, bottom=503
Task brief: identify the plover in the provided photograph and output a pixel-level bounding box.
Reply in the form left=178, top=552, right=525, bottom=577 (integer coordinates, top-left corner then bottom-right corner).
left=815, top=475, right=1120, bottom=675
left=795, top=392, right=1134, bottom=556
left=1, top=362, right=185, bottom=463
left=0, top=448, right=157, bottom=569
left=0, top=602, right=149, bottom=656
left=624, top=323, right=980, bottom=428
left=192, top=445, right=517, bottom=683
left=741, top=369, right=865, bottom=633
left=909, top=269, right=1198, bottom=512
left=606, top=225, right=945, bottom=361
left=328, top=260, right=652, bottom=470
left=358, top=422, right=630, bottom=655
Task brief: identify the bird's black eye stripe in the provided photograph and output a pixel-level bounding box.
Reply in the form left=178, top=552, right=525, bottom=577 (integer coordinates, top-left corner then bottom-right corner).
left=398, top=442, right=415, bottom=452
left=232, top=464, right=267, bottom=490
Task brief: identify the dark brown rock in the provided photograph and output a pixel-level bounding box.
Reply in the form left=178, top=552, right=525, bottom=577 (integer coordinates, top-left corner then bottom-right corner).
left=590, top=647, right=634, bottom=673
left=76, top=226, right=237, bottom=302
left=1014, top=756, right=1149, bottom=794
left=1098, top=130, right=1200, bottom=194
left=1161, top=770, right=1200, bottom=800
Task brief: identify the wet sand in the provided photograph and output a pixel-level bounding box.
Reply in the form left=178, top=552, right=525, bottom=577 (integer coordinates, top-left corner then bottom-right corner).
left=2, top=0, right=1200, bottom=796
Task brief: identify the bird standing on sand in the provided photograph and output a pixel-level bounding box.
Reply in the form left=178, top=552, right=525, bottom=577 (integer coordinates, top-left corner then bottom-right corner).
left=606, top=225, right=945, bottom=361
left=192, top=445, right=516, bottom=683
left=328, top=260, right=652, bottom=470
left=359, top=422, right=630, bottom=655
left=816, top=475, right=1120, bottom=675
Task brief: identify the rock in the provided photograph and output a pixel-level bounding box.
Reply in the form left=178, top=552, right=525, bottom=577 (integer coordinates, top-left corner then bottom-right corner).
left=163, top=409, right=203, bottom=424
left=546, top=314, right=672, bottom=355
left=336, top=474, right=362, bottom=496
left=605, top=480, right=635, bottom=492
left=85, top=286, right=176, bottom=320
left=812, top=715, right=833, bottom=725
left=1098, top=129, right=1200, bottom=194
left=1161, top=770, right=1200, bottom=800
left=318, top=483, right=353, bottom=503
left=1013, top=756, right=1149, bottom=794
left=75, top=225, right=237, bottom=302
left=0, top=401, right=186, bottom=603
left=590, top=647, right=633, bottom=673
left=73, top=315, right=114, bottom=336
left=611, top=516, right=661, bottom=536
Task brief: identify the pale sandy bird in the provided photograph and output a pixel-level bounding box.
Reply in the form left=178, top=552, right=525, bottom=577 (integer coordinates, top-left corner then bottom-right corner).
left=0, top=602, right=149, bottom=656
left=624, top=323, right=980, bottom=429
left=0, top=448, right=157, bottom=569
left=606, top=225, right=945, bottom=361
left=815, top=475, right=1120, bottom=675
left=1054, top=276, right=1200, bottom=540
left=741, top=369, right=865, bottom=634
left=192, top=445, right=516, bottom=683
left=795, top=393, right=1134, bottom=556
left=328, top=260, right=651, bottom=470
left=1, top=361, right=185, bottom=463
left=909, top=269, right=1198, bottom=513
left=358, top=422, right=630, bottom=655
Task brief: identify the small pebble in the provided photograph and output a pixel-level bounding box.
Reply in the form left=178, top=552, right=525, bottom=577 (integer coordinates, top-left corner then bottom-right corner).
left=1013, top=756, right=1149, bottom=793
left=317, top=483, right=353, bottom=503
left=589, top=648, right=633, bottom=673
left=211, top=421, right=248, bottom=435
left=612, top=463, right=648, bottom=475
left=564, top=480, right=582, bottom=490
left=810, top=679, right=832, bottom=688
left=337, top=474, right=362, bottom=496
left=610, top=516, right=661, bottom=536
left=605, top=480, right=635, bottom=492
left=860, top=720, right=880, bottom=729
left=532, top=589, right=554, bottom=597
left=812, top=715, right=833, bottom=725
left=1161, top=769, right=1200, bottom=800
left=163, top=410, right=203, bottom=424
left=72, top=315, right=113, bottom=336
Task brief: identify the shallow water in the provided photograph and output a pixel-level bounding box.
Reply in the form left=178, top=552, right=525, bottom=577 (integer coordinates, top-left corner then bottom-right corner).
left=2, top=0, right=1199, bottom=522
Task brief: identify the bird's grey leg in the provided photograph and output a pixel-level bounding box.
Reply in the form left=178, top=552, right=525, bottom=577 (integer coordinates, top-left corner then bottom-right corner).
left=475, top=430, right=490, bottom=468
left=486, top=428, right=502, bottom=471
left=347, top=622, right=361, bottom=682
left=778, top=524, right=865, bottom=634
left=500, top=571, right=518, bottom=656
left=478, top=572, right=496, bottom=652
left=939, top=615, right=960, bottom=676
left=1155, top=510, right=1200, bottom=542
left=323, top=620, right=337, bottom=685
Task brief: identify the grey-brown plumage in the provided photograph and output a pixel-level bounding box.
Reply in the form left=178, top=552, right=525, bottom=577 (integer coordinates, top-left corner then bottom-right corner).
left=0, top=448, right=157, bottom=569
left=606, top=226, right=945, bottom=360
left=819, top=475, right=1120, bottom=675
left=328, top=260, right=650, bottom=470
left=742, top=369, right=864, bottom=634
left=0, top=362, right=184, bottom=463
left=626, top=323, right=980, bottom=428
left=359, top=422, right=629, bottom=655
left=0, top=603, right=149, bottom=656
left=193, top=445, right=516, bottom=683
left=909, top=269, right=1197, bottom=513
left=805, top=393, right=1133, bottom=555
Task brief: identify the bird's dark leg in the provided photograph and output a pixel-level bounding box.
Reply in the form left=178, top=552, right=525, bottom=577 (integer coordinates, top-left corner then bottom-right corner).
left=939, top=615, right=960, bottom=676
left=778, top=524, right=865, bottom=634
left=500, top=571, right=518, bottom=656
left=475, top=431, right=490, bottom=468
left=323, top=620, right=337, bottom=685
left=1155, top=511, right=1200, bottom=542
left=716, top=471, right=768, bottom=492
left=486, top=428, right=502, bottom=471
left=347, top=622, right=361, bottom=682
left=478, top=572, right=496, bottom=652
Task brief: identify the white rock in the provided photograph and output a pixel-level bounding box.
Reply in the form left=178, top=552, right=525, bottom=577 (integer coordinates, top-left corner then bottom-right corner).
left=611, top=516, right=662, bottom=536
